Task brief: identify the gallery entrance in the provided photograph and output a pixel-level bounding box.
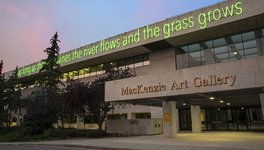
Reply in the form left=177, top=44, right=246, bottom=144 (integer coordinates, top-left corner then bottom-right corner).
left=179, top=107, right=264, bottom=131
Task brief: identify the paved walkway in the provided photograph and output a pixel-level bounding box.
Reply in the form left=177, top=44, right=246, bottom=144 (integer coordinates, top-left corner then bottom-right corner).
left=1, top=132, right=264, bottom=150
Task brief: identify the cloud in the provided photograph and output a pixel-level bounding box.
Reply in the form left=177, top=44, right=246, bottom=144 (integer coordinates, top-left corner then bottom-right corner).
left=2, top=0, right=27, bottom=20
left=1, top=0, right=55, bottom=72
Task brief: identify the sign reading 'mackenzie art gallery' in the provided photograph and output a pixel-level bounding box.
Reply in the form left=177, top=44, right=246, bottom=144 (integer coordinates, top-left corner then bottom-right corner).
left=121, top=75, right=236, bottom=96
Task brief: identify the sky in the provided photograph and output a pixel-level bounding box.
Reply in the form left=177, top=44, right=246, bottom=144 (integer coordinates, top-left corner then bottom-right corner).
left=0, top=0, right=224, bottom=72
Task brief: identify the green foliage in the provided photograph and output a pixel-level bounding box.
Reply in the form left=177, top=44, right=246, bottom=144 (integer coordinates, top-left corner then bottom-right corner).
left=0, top=60, right=5, bottom=126
left=22, top=32, right=63, bottom=135
left=86, top=68, right=135, bottom=131
left=61, top=68, right=135, bottom=132
left=0, top=127, right=106, bottom=142
left=62, top=79, right=89, bottom=126
left=2, top=66, right=21, bottom=127
left=22, top=86, right=58, bottom=135
left=39, top=32, right=62, bottom=91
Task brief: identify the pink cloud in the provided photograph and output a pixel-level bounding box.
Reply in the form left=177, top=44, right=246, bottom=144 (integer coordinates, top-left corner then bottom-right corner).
left=19, top=16, right=52, bottom=65
left=2, top=0, right=27, bottom=20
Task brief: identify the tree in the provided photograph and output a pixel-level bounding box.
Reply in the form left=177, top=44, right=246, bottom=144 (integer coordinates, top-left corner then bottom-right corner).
left=0, top=60, right=6, bottom=126
left=62, top=79, right=89, bottom=128
left=22, top=86, right=57, bottom=134
left=39, top=32, right=62, bottom=90
left=4, top=66, right=21, bottom=127
left=87, top=68, right=135, bottom=131
left=22, top=32, right=62, bottom=134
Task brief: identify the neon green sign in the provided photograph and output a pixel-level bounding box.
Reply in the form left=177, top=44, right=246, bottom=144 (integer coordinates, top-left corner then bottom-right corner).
left=18, top=1, right=243, bottom=78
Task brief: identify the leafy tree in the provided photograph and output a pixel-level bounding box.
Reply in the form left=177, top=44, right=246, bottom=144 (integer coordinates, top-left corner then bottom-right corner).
left=22, top=32, right=62, bottom=134
left=87, top=68, right=135, bottom=131
left=62, top=79, right=90, bottom=128
left=0, top=60, right=6, bottom=126
left=22, top=86, right=57, bottom=134
left=4, top=66, right=21, bottom=127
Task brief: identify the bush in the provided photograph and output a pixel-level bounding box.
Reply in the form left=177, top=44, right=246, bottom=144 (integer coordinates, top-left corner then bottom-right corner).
left=0, top=127, right=108, bottom=142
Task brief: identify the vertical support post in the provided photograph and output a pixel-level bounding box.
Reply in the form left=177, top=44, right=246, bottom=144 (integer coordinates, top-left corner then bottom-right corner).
left=191, top=105, right=202, bottom=133
left=162, top=101, right=177, bottom=137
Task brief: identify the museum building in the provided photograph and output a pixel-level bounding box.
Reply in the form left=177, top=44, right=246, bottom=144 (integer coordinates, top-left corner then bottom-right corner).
left=6, top=0, right=264, bottom=137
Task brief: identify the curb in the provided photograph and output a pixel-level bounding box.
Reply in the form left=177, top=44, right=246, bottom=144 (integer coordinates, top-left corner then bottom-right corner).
left=1, top=143, right=135, bottom=150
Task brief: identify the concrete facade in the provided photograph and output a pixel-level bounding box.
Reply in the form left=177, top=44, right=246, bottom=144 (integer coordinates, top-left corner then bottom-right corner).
left=6, top=0, right=264, bottom=136
left=105, top=56, right=264, bottom=101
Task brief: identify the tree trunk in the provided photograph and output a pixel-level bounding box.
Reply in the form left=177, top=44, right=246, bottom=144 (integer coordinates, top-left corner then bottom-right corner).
left=98, top=122, right=102, bottom=132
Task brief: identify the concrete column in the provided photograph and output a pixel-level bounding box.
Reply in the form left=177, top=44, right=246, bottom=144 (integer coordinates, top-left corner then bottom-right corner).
left=191, top=105, right=202, bottom=133
left=260, top=94, right=264, bottom=119
left=162, top=101, right=177, bottom=138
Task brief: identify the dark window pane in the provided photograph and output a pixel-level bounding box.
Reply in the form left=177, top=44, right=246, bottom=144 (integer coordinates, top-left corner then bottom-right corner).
left=181, top=46, right=188, bottom=52
left=118, top=59, right=126, bottom=67
left=127, top=57, right=134, bottom=65
left=188, top=43, right=201, bottom=52
left=143, top=54, right=149, bottom=61
left=97, top=64, right=104, bottom=71
left=231, top=34, right=243, bottom=43
left=242, top=31, right=255, bottom=41
left=135, top=55, right=143, bottom=63
left=205, top=40, right=213, bottom=48
left=90, top=66, right=96, bottom=72
left=213, top=38, right=226, bottom=47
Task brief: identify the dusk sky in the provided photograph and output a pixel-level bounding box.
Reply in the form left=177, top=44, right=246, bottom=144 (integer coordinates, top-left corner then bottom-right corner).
left=1, top=0, right=224, bottom=72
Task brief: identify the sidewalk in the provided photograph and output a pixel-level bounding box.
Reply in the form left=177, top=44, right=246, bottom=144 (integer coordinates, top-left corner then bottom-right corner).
left=1, top=132, right=264, bottom=150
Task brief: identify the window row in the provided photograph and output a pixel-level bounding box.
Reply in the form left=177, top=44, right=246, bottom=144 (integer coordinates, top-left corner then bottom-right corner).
left=176, top=28, right=264, bottom=69
left=61, top=54, right=149, bottom=81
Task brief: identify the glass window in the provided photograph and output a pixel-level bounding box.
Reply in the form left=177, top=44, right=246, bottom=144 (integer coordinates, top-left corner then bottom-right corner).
left=107, top=114, right=127, bottom=120
left=84, top=67, right=90, bottom=77
left=213, top=38, right=226, bottom=47
left=189, top=51, right=203, bottom=67
left=143, top=54, right=150, bottom=65
left=90, top=66, right=97, bottom=76
left=175, top=28, right=262, bottom=70
left=242, top=31, right=255, bottom=41
left=181, top=46, right=188, bottom=52
left=214, top=45, right=229, bottom=63
left=135, top=55, right=143, bottom=67
left=203, top=49, right=215, bottom=65
left=79, top=69, right=84, bottom=78
left=244, top=48, right=258, bottom=58
left=205, top=40, right=213, bottom=48
left=231, top=34, right=243, bottom=43
left=127, top=57, right=135, bottom=68
left=188, top=43, right=201, bottom=52
left=188, top=44, right=202, bottom=67
left=228, top=42, right=244, bottom=60
left=68, top=72, right=74, bottom=79
left=135, top=113, right=151, bottom=119
left=73, top=70, right=79, bottom=79
left=110, top=62, right=117, bottom=69
left=243, top=40, right=257, bottom=49
left=143, top=54, right=149, bottom=61
left=118, top=59, right=126, bottom=68
left=63, top=73, right=69, bottom=80
left=97, top=64, right=104, bottom=75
